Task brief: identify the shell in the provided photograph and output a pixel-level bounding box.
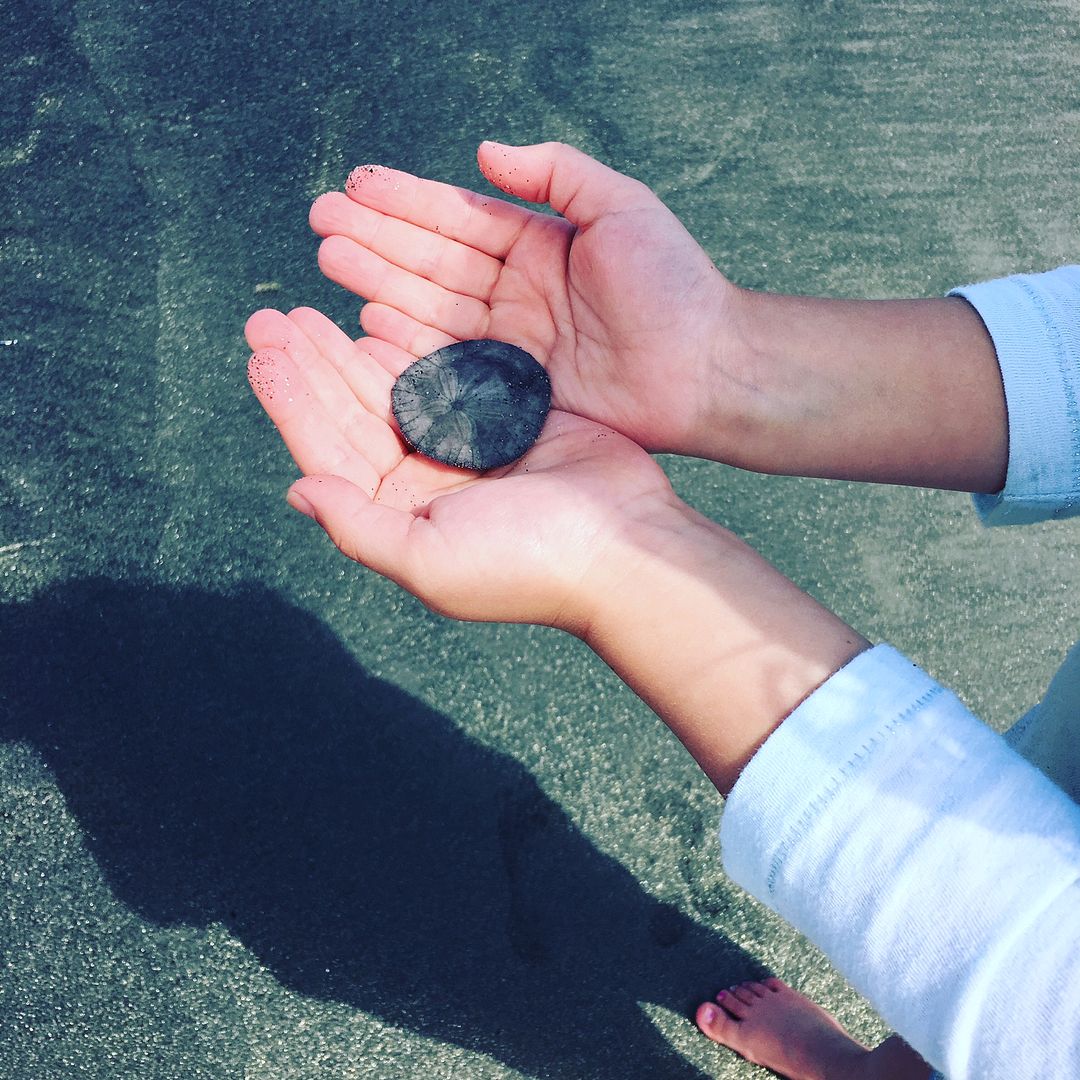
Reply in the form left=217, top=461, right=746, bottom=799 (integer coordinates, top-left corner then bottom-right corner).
left=391, top=339, right=551, bottom=470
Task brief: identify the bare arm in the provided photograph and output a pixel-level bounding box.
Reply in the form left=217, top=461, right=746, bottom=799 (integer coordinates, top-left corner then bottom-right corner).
left=575, top=499, right=869, bottom=795
left=245, top=305, right=868, bottom=797
left=722, top=290, right=1008, bottom=493
left=312, top=141, right=1008, bottom=495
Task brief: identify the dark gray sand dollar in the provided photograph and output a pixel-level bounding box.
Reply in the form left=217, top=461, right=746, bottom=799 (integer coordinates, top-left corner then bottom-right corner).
left=391, top=339, right=552, bottom=470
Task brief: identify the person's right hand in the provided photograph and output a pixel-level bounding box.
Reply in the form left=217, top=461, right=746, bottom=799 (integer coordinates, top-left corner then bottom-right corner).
left=244, top=305, right=684, bottom=632
left=308, top=141, right=748, bottom=460
left=245, top=304, right=869, bottom=796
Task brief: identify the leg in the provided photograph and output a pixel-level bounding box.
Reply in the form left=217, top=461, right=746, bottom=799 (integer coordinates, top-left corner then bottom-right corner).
left=695, top=978, right=933, bottom=1080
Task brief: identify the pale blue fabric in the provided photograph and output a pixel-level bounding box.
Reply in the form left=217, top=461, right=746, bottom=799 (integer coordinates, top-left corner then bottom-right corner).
left=721, top=265, right=1080, bottom=1079
left=950, top=265, right=1080, bottom=524
left=722, top=645, right=1080, bottom=1080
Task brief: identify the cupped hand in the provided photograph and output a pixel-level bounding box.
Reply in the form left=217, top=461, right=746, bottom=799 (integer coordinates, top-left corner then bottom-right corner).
left=308, top=141, right=749, bottom=459
left=245, top=306, right=679, bottom=630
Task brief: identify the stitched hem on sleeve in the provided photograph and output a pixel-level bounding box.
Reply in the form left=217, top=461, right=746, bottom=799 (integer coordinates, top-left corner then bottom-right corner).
left=719, top=643, right=942, bottom=899
left=948, top=266, right=1080, bottom=525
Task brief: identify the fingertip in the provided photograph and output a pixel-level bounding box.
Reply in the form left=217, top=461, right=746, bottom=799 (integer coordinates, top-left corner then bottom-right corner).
left=285, top=484, right=317, bottom=520
left=308, top=191, right=334, bottom=234
left=345, top=163, right=395, bottom=200
left=246, top=347, right=289, bottom=400
left=309, top=189, right=355, bottom=235
left=287, top=475, right=349, bottom=523
left=317, top=233, right=356, bottom=278
left=244, top=307, right=284, bottom=346
left=476, top=139, right=534, bottom=195
left=245, top=307, right=296, bottom=352
left=289, top=473, right=340, bottom=501
left=477, top=138, right=521, bottom=160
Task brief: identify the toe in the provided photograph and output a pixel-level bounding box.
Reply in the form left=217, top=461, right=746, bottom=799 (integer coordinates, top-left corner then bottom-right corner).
left=696, top=1001, right=741, bottom=1046
left=730, top=984, right=759, bottom=1006
left=746, top=981, right=770, bottom=998
left=716, top=989, right=750, bottom=1019
left=764, top=976, right=787, bottom=993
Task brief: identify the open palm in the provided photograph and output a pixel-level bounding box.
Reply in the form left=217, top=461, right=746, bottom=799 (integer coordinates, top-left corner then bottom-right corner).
left=308, top=141, right=738, bottom=458
left=245, top=306, right=675, bottom=629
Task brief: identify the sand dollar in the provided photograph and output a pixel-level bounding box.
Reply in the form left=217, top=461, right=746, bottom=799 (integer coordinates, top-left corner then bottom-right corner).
left=391, top=339, right=552, bottom=470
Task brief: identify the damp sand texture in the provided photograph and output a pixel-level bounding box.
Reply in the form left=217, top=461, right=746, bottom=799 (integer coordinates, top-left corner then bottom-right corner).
left=4, top=2, right=1080, bottom=1079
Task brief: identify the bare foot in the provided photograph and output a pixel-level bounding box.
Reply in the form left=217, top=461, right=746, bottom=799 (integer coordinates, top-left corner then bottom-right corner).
left=695, top=977, right=870, bottom=1080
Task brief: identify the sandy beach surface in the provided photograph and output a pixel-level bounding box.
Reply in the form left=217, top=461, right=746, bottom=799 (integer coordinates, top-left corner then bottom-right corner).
left=3, top=2, right=1079, bottom=1076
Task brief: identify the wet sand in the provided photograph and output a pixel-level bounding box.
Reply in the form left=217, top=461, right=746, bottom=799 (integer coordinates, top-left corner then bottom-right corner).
left=3, top=2, right=1079, bottom=1076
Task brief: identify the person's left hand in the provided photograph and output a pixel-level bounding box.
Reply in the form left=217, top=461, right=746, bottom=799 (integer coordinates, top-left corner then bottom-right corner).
left=308, top=143, right=740, bottom=461
left=245, top=306, right=680, bottom=630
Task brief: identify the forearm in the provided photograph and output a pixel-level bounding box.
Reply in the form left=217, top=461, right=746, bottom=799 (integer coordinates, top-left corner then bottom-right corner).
left=578, top=501, right=868, bottom=795
left=718, top=290, right=1008, bottom=493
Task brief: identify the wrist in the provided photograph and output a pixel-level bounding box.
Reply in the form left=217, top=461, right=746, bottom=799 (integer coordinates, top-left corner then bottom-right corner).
left=576, top=499, right=869, bottom=794
left=549, top=492, right=704, bottom=640
left=570, top=500, right=714, bottom=642
left=680, top=281, right=773, bottom=466
left=708, top=289, right=1008, bottom=491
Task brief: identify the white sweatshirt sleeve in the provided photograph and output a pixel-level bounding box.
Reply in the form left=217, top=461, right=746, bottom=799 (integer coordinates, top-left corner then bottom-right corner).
left=720, top=265, right=1080, bottom=1075
left=949, top=265, right=1080, bottom=524
left=720, top=644, right=1080, bottom=1079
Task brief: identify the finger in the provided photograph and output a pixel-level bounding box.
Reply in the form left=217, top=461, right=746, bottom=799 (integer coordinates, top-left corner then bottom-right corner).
left=478, top=140, right=656, bottom=229
left=245, top=306, right=291, bottom=350
left=287, top=473, right=422, bottom=586
left=334, top=163, right=536, bottom=262
left=285, top=306, right=397, bottom=423
left=247, top=349, right=381, bottom=496
left=271, top=312, right=439, bottom=474
left=318, top=234, right=490, bottom=340
left=246, top=308, right=365, bottom=433
left=358, top=303, right=458, bottom=360
left=310, top=191, right=503, bottom=302
left=355, top=333, right=427, bottom=380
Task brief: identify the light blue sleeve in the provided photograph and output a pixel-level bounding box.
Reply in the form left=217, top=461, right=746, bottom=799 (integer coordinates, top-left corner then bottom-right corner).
left=948, top=265, right=1080, bottom=524
left=720, top=644, right=1080, bottom=1080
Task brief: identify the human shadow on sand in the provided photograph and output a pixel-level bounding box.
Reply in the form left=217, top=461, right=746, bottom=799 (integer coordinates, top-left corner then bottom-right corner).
left=2, top=579, right=761, bottom=1079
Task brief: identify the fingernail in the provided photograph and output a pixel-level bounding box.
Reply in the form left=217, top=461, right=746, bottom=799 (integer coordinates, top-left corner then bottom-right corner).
left=700, top=1004, right=716, bottom=1023
left=286, top=488, right=315, bottom=520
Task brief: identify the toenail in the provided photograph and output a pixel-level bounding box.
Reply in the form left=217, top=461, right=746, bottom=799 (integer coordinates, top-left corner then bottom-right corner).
left=701, top=1004, right=717, bottom=1023
left=717, top=990, right=727, bottom=999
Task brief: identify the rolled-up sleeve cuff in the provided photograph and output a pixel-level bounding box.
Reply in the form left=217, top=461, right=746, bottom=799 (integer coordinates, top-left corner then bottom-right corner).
left=720, top=643, right=945, bottom=899
left=948, top=266, right=1080, bottom=525
left=720, top=643, right=1080, bottom=1078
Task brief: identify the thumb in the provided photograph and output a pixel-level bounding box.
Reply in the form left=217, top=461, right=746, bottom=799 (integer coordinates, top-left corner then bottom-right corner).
left=477, top=140, right=656, bottom=228
left=287, top=475, right=417, bottom=585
